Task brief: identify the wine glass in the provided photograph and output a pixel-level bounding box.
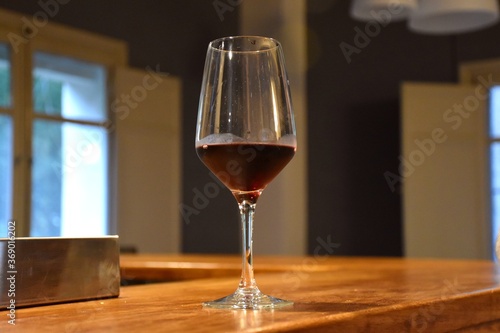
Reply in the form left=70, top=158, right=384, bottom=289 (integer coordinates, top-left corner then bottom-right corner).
left=195, top=36, right=297, bottom=309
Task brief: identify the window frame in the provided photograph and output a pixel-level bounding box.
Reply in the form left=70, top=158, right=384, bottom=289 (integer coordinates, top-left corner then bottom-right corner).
left=0, top=8, right=127, bottom=236
left=460, top=58, right=500, bottom=257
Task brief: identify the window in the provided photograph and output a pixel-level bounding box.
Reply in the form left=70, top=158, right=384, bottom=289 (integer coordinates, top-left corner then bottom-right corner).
left=31, top=52, right=108, bottom=236
left=490, top=86, right=500, bottom=254
left=0, top=9, right=126, bottom=237
left=0, top=42, right=12, bottom=237
left=458, top=59, right=500, bottom=259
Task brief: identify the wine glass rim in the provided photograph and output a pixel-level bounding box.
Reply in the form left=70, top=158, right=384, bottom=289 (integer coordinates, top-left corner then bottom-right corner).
left=208, top=35, right=281, bottom=53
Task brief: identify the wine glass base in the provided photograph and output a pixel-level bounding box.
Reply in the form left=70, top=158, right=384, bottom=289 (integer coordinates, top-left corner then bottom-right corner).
left=203, top=288, right=293, bottom=310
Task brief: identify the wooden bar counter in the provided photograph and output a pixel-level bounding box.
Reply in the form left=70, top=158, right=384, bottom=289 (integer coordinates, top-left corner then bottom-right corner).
left=3, top=257, right=500, bottom=332
left=119, top=253, right=346, bottom=281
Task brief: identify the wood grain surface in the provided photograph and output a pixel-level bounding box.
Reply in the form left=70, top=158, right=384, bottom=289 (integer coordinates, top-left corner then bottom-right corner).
left=3, top=257, right=500, bottom=332
left=120, top=253, right=343, bottom=281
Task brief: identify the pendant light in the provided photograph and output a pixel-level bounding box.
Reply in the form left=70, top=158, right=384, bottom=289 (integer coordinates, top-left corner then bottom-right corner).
left=408, top=0, right=499, bottom=34
left=350, top=0, right=418, bottom=22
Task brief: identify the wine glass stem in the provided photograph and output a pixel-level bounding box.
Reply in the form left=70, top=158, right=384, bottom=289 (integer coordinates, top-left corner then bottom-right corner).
left=237, top=198, right=258, bottom=291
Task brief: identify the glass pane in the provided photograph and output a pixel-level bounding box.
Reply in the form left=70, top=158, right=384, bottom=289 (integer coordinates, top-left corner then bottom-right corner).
left=490, top=86, right=500, bottom=138
left=33, top=52, right=107, bottom=122
left=0, top=43, right=11, bottom=108
left=33, top=75, right=63, bottom=116
left=31, top=119, right=108, bottom=236
left=491, top=143, right=500, bottom=252
left=0, top=114, right=13, bottom=236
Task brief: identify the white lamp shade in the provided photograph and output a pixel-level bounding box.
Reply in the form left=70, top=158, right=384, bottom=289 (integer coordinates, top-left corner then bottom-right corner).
left=350, top=0, right=418, bottom=22
left=408, top=0, right=500, bottom=34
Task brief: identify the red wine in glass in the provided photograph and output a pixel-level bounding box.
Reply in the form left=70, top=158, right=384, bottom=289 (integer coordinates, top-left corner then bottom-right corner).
left=196, top=143, right=295, bottom=193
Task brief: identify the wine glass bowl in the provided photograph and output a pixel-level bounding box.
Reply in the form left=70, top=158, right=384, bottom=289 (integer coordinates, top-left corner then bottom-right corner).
left=195, top=36, right=296, bottom=309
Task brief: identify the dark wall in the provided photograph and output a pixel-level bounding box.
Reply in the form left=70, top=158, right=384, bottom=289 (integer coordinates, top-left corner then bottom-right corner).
left=4, top=1, right=500, bottom=256
left=306, top=0, right=500, bottom=256
left=1, top=0, right=241, bottom=253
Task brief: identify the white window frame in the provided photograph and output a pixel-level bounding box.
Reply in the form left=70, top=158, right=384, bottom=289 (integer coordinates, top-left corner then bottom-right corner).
left=0, top=8, right=127, bottom=236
